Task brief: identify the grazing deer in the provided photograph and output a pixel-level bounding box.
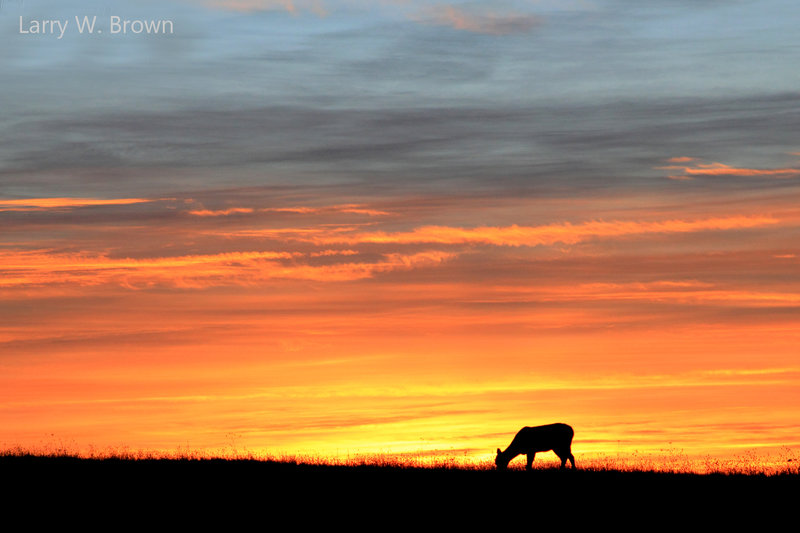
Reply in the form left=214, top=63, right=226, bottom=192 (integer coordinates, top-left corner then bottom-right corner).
left=495, top=423, right=576, bottom=470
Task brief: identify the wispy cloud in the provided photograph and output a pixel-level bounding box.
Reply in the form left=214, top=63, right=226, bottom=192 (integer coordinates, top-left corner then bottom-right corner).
left=262, top=204, right=390, bottom=216
left=0, top=197, right=151, bottom=212
left=0, top=249, right=453, bottom=289
left=310, top=249, right=359, bottom=257
left=418, top=5, right=542, bottom=35
left=218, top=215, right=779, bottom=247
left=186, top=204, right=389, bottom=217
left=660, top=160, right=800, bottom=180
left=564, top=282, right=800, bottom=307
left=424, top=280, right=800, bottom=308
left=200, top=0, right=327, bottom=15
left=187, top=208, right=255, bottom=217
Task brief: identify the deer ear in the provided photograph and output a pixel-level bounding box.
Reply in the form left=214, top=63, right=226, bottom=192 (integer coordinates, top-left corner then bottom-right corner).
left=496, top=448, right=501, bottom=454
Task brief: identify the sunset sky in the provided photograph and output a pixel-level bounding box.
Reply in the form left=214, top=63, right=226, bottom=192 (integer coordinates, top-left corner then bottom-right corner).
left=2, top=0, right=799, bottom=464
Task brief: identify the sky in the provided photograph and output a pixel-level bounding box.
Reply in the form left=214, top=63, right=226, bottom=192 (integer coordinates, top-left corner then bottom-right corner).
left=1, top=0, right=799, bottom=465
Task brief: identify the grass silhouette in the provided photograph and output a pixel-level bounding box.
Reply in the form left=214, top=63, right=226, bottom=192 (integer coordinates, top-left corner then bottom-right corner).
left=3, top=446, right=797, bottom=525
left=3, top=442, right=798, bottom=474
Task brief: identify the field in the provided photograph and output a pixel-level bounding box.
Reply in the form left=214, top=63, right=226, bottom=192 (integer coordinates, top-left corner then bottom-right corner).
left=3, top=450, right=797, bottom=524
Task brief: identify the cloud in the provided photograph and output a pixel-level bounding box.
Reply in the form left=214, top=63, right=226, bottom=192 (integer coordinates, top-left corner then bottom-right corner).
left=187, top=208, right=255, bottom=216
left=333, top=204, right=391, bottom=216
left=0, top=249, right=454, bottom=289
left=200, top=0, right=327, bottom=15
left=185, top=203, right=389, bottom=217
left=7, top=93, right=800, bottom=197
left=560, top=281, right=800, bottom=307
left=310, top=249, right=359, bottom=257
left=660, top=161, right=800, bottom=180
left=418, top=5, right=542, bottom=35
left=261, top=204, right=390, bottom=216
left=217, top=215, right=779, bottom=247
left=684, top=163, right=800, bottom=177
left=0, top=197, right=151, bottom=212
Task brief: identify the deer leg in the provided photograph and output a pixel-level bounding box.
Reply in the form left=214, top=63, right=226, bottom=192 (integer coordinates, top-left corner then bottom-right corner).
left=526, top=452, right=535, bottom=471
left=561, top=445, right=576, bottom=469
left=556, top=449, right=568, bottom=469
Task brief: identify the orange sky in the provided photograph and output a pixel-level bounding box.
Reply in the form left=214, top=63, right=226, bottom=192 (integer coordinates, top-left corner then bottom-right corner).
left=2, top=177, right=799, bottom=464
left=3, top=0, right=800, bottom=469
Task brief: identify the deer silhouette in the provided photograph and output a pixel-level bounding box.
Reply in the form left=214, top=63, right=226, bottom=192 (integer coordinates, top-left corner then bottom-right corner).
left=495, top=423, right=576, bottom=470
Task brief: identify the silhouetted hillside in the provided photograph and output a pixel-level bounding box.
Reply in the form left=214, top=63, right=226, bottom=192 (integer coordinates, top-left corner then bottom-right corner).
left=3, top=454, right=797, bottom=524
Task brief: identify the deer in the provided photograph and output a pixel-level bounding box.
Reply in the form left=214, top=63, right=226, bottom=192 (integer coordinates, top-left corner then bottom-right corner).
left=495, top=423, right=576, bottom=470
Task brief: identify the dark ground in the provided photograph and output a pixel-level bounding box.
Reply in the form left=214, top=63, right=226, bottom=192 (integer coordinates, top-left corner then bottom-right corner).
left=2, top=456, right=795, bottom=526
